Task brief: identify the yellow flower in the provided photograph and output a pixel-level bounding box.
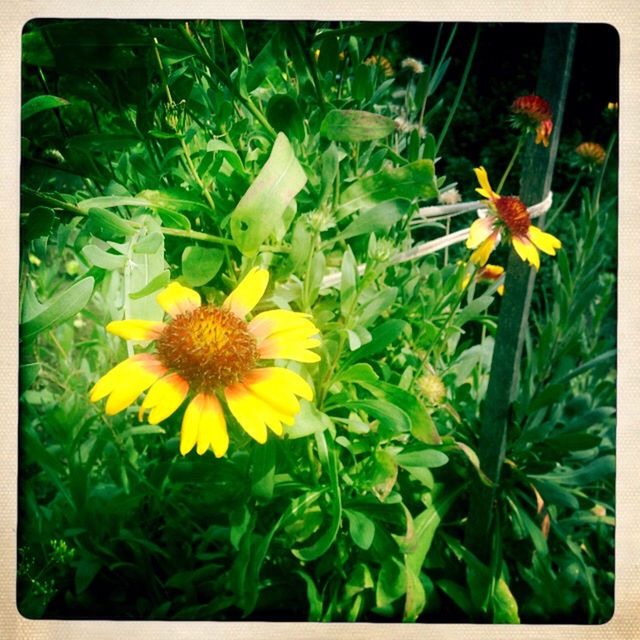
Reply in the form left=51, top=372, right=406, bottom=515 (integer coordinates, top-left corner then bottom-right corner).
left=466, top=167, right=561, bottom=270
left=91, top=268, right=320, bottom=458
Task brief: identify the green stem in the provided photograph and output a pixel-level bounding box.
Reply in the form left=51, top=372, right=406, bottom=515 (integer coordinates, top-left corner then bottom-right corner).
left=435, top=25, right=479, bottom=154
left=593, top=131, right=617, bottom=212
left=496, top=135, right=524, bottom=193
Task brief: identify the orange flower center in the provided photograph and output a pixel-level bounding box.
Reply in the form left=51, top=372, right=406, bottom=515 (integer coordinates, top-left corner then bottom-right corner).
left=156, top=306, right=258, bottom=392
left=494, top=196, right=531, bottom=236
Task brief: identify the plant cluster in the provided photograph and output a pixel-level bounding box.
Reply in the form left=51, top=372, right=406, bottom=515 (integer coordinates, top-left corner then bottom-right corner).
left=19, top=20, right=616, bottom=623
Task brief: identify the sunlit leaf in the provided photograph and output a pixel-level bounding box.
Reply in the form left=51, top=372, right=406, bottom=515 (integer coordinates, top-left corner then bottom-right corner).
left=230, top=132, right=307, bottom=256
left=337, top=160, right=438, bottom=220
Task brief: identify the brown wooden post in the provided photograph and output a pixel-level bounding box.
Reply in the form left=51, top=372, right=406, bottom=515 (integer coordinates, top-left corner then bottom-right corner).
left=465, top=24, right=577, bottom=560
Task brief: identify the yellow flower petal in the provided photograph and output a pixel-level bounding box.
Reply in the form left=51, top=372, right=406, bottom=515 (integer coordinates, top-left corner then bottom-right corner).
left=512, top=235, right=540, bottom=270
left=96, top=356, right=167, bottom=416
left=474, top=166, right=499, bottom=199
left=223, top=267, right=269, bottom=318
left=106, top=319, right=166, bottom=341
left=199, top=394, right=228, bottom=457
left=243, top=366, right=314, bottom=416
left=466, top=217, right=497, bottom=250
left=224, top=383, right=269, bottom=443
left=138, top=372, right=189, bottom=424
left=469, top=232, right=500, bottom=266
left=157, top=282, right=201, bottom=318
left=180, top=393, right=229, bottom=457
left=90, top=354, right=161, bottom=402
left=528, top=225, right=561, bottom=255
left=248, top=309, right=318, bottom=342
left=257, top=335, right=322, bottom=363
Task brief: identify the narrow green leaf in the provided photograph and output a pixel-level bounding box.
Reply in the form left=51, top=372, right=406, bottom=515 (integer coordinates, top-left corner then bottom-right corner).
left=21, top=95, right=69, bottom=120
left=340, top=246, right=358, bottom=316
left=81, top=244, right=127, bottom=270
left=337, top=160, right=438, bottom=220
left=87, top=207, right=137, bottom=239
left=292, top=431, right=342, bottom=561
left=128, top=270, right=170, bottom=300
left=20, top=277, right=94, bottom=342
left=230, top=132, right=307, bottom=256
left=320, top=109, right=395, bottom=142
left=393, top=448, right=449, bottom=469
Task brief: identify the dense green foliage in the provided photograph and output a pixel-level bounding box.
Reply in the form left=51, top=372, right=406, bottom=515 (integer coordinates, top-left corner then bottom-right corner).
left=19, top=20, right=616, bottom=623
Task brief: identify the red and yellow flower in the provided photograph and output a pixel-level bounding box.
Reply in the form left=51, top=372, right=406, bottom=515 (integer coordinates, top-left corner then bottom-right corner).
left=90, top=268, right=320, bottom=458
left=575, top=141, right=606, bottom=167
left=466, top=167, right=561, bottom=270
left=510, top=94, right=554, bottom=147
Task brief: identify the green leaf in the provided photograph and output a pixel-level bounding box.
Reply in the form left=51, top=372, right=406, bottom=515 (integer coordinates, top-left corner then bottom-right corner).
left=128, top=270, right=170, bottom=300
left=230, top=132, right=307, bottom=256
left=77, top=195, right=148, bottom=212
left=337, top=160, right=438, bottom=220
left=359, top=380, right=441, bottom=444
left=133, top=232, right=164, bottom=254
left=286, top=399, right=332, bottom=439
left=345, top=319, right=408, bottom=364
left=294, top=570, right=324, bottom=621
left=251, top=438, right=276, bottom=501
left=125, top=217, right=166, bottom=322
left=339, top=200, right=406, bottom=239
left=206, top=139, right=246, bottom=174
left=292, top=431, right=342, bottom=561
left=120, top=425, right=166, bottom=437
left=21, top=277, right=94, bottom=342
left=137, top=188, right=210, bottom=217
left=342, top=399, right=411, bottom=436
left=87, top=207, right=137, bottom=239
left=19, top=363, right=40, bottom=392
left=81, top=244, right=127, bottom=270
left=75, top=558, right=102, bottom=594
left=334, top=363, right=379, bottom=385
left=357, top=287, right=397, bottom=327
left=181, top=246, right=224, bottom=287
left=530, top=455, right=615, bottom=487
left=392, top=448, right=449, bottom=469
left=344, top=509, right=375, bottom=550
left=267, top=94, right=305, bottom=140
left=340, top=246, right=358, bottom=316
left=21, top=95, right=69, bottom=120
left=376, top=558, right=406, bottom=608
left=320, top=109, right=395, bottom=142
left=68, top=133, right=141, bottom=152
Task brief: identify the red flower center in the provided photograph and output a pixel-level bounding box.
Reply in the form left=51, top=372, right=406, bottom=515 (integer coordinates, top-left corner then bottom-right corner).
left=156, top=306, right=258, bottom=392
left=495, top=196, right=531, bottom=236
